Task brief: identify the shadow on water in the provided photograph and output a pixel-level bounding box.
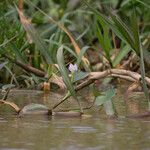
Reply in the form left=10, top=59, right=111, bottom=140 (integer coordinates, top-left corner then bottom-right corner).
left=0, top=88, right=150, bottom=150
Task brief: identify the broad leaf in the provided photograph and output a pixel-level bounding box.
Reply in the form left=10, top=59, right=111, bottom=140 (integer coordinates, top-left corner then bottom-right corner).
left=95, top=88, right=116, bottom=106
left=73, top=71, right=89, bottom=83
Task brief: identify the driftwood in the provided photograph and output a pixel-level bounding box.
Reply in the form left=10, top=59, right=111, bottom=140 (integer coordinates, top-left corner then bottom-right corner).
left=3, top=53, right=150, bottom=87
left=51, top=69, right=150, bottom=110
left=76, top=69, right=150, bottom=91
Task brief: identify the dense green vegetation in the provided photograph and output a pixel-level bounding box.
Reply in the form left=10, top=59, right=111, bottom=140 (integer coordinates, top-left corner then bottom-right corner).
left=0, top=0, right=150, bottom=117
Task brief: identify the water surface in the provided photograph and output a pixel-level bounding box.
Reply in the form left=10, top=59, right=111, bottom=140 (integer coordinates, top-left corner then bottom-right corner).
left=0, top=89, right=150, bottom=150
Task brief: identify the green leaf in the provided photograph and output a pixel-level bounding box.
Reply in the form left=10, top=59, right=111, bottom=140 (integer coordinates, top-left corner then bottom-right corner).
left=113, top=45, right=131, bottom=67
left=104, top=100, right=116, bottom=116
left=81, top=0, right=124, bottom=41
left=130, top=7, right=140, bottom=54
left=92, top=85, right=103, bottom=97
left=73, top=71, right=89, bottom=83
left=77, top=46, right=89, bottom=66
left=95, top=88, right=116, bottom=106
left=109, top=12, right=135, bottom=52
left=57, top=46, right=76, bottom=97
left=11, top=44, right=27, bottom=63
left=2, top=84, right=15, bottom=90
left=135, top=0, right=150, bottom=9
left=96, top=18, right=112, bottom=64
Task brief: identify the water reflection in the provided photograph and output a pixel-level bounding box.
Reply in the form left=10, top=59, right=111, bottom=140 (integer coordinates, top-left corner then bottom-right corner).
left=0, top=90, right=150, bottom=150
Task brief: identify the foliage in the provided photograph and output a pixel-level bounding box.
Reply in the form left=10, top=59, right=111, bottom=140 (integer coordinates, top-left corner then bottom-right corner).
left=0, top=0, right=150, bottom=114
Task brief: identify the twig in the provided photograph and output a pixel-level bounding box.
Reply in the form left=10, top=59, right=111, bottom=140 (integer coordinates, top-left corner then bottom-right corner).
left=2, top=54, right=47, bottom=77
left=0, top=100, right=21, bottom=113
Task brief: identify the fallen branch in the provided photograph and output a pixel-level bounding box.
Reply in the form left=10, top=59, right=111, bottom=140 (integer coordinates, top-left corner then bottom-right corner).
left=52, top=69, right=150, bottom=110
left=0, top=100, right=21, bottom=113
left=2, top=54, right=66, bottom=89
left=86, top=69, right=150, bottom=86
left=2, top=54, right=47, bottom=77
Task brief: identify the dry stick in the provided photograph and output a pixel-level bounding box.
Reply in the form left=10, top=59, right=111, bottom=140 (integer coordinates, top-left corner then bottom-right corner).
left=109, top=74, right=136, bottom=82
left=52, top=69, right=150, bottom=110
left=2, top=54, right=47, bottom=77
left=0, top=74, right=21, bottom=113
left=18, top=0, right=23, bottom=10
left=90, top=69, right=150, bottom=86
left=0, top=100, right=21, bottom=113
left=2, top=54, right=66, bottom=89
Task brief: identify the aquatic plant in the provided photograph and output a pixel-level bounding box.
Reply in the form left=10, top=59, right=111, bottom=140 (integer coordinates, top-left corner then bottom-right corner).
left=0, top=0, right=150, bottom=117
left=82, top=0, right=150, bottom=110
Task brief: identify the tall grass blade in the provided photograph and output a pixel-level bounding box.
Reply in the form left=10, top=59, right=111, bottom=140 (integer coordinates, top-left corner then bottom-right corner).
left=26, top=0, right=89, bottom=70
left=81, top=0, right=124, bottom=41
left=16, top=6, right=52, bottom=64
left=0, top=35, right=17, bottom=47
left=96, top=17, right=112, bottom=65
left=109, top=12, right=136, bottom=53
left=57, top=46, right=76, bottom=97
left=135, top=0, right=150, bottom=9
left=77, top=46, right=89, bottom=66
left=112, top=45, right=131, bottom=67
left=11, top=44, right=27, bottom=63
left=131, top=5, right=150, bottom=109
left=57, top=46, right=83, bottom=112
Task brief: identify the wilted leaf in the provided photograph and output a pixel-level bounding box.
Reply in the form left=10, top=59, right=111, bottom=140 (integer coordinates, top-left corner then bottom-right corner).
left=16, top=7, right=52, bottom=64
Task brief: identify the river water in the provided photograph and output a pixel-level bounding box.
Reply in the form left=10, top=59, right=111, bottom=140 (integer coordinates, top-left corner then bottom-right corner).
left=0, top=89, right=150, bottom=150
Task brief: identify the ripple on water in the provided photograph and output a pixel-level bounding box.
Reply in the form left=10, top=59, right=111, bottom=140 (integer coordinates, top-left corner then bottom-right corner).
left=70, top=126, right=97, bottom=133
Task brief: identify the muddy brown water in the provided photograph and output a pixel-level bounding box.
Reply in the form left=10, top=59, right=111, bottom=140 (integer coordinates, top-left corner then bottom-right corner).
left=0, top=88, right=150, bottom=150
